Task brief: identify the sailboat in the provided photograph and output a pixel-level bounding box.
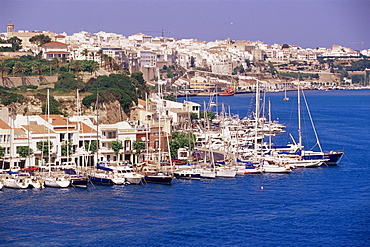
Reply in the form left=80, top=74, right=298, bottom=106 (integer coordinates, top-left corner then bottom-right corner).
left=42, top=89, right=70, bottom=188
left=275, top=84, right=343, bottom=165
left=142, top=77, right=173, bottom=185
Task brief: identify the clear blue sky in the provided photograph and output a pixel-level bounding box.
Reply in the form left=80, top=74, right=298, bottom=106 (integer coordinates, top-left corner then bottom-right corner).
left=1, top=0, right=369, bottom=50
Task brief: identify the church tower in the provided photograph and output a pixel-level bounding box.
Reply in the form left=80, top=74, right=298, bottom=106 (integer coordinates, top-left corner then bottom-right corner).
left=7, top=24, right=15, bottom=37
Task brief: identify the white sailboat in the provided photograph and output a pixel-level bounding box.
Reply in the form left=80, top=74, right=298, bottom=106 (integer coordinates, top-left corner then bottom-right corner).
left=3, top=174, right=29, bottom=189
left=42, top=89, right=70, bottom=188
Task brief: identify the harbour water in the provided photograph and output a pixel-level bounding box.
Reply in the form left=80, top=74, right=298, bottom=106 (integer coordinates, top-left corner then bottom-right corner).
left=1, top=90, right=369, bottom=246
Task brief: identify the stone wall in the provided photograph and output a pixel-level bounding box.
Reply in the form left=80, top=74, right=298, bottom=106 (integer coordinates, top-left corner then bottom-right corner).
left=0, top=76, right=58, bottom=88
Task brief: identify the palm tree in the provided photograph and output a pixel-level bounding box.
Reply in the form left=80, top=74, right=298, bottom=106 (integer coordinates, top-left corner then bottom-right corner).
left=90, top=52, right=95, bottom=61
left=52, top=58, right=60, bottom=75
left=97, top=49, right=104, bottom=66
left=32, top=62, right=44, bottom=75
left=13, top=61, right=27, bottom=85
left=107, top=56, right=113, bottom=71
left=0, top=62, right=9, bottom=86
left=13, top=61, right=27, bottom=76
left=70, top=60, right=83, bottom=78
left=81, top=49, right=89, bottom=60
left=91, top=61, right=100, bottom=76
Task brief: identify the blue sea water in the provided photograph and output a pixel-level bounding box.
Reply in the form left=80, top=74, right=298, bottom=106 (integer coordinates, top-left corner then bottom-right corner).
left=1, top=90, right=370, bottom=247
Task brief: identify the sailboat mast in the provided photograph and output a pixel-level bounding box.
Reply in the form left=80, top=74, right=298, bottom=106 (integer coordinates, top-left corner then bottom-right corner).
left=96, top=92, right=99, bottom=166
left=298, top=84, right=302, bottom=149
left=158, top=78, right=161, bottom=170
left=268, top=99, right=272, bottom=149
left=254, top=81, right=260, bottom=154
left=47, top=89, right=51, bottom=174
left=145, top=93, right=149, bottom=163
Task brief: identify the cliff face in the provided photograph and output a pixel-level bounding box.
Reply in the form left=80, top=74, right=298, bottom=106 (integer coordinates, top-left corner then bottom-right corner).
left=5, top=95, right=129, bottom=124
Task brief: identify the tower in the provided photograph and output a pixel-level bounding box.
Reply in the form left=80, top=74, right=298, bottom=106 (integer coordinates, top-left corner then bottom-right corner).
left=7, top=24, right=14, bottom=37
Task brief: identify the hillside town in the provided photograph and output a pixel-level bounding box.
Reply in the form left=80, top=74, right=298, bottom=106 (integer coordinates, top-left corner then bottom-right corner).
left=0, top=23, right=366, bottom=183
left=1, top=23, right=370, bottom=92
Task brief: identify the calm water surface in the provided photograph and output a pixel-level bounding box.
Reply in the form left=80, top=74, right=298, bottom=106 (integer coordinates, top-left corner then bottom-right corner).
left=1, top=90, right=369, bottom=246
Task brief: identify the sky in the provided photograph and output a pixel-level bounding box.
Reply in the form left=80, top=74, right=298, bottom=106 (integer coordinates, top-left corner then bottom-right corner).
left=1, top=0, right=369, bottom=50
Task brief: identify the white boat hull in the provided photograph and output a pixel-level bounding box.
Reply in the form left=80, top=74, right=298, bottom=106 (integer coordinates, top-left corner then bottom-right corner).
left=216, top=168, right=237, bottom=178
left=262, top=165, right=291, bottom=173
left=4, top=178, right=29, bottom=189
left=44, top=178, right=70, bottom=188
left=124, top=173, right=144, bottom=184
left=200, top=169, right=216, bottom=179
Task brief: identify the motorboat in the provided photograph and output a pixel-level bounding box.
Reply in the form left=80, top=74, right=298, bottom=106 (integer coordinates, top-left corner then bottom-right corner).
left=219, top=87, right=235, bottom=96
left=112, top=164, right=144, bottom=185
left=88, top=171, right=126, bottom=185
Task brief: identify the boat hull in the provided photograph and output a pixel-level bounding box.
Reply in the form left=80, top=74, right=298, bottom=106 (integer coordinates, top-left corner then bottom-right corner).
left=4, top=179, right=29, bottom=189
left=302, top=152, right=343, bottom=165
left=44, top=179, right=70, bottom=188
left=144, top=175, right=172, bottom=185
left=70, top=177, right=89, bottom=188
left=88, top=175, right=114, bottom=186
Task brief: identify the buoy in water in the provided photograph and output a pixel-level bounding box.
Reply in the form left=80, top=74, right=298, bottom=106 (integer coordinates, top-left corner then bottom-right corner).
left=260, top=186, right=264, bottom=190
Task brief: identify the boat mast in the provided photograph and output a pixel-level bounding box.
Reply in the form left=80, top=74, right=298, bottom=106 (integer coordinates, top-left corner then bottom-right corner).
left=268, top=99, right=272, bottom=150
left=302, top=90, right=323, bottom=152
left=145, top=93, right=149, bottom=163
left=297, top=84, right=302, bottom=150
left=157, top=75, right=161, bottom=170
left=47, top=89, right=51, bottom=175
left=254, top=81, right=260, bottom=156
left=96, top=92, right=99, bottom=167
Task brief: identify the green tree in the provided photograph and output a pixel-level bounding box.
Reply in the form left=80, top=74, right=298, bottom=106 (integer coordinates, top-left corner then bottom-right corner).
left=70, top=60, right=83, bottom=76
left=32, top=62, right=44, bottom=75
left=169, top=132, right=196, bottom=158
left=39, top=94, right=61, bottom=114
left=81, top=60, right=100, bottom=74
left=61, top=140, right=75, bottom=156
left=81, top=49, right=89, bottom=59
left=17, top=146, right=33, bottom=158
left=131, top=72, right=149, bottom=99
left=0, top=62, right=9, bottom=86
left=190, top=112, right=198, bottom=120
left=133, top=140, right=145, bottom=155
left=84, top=140, right=98, bottom=154
left=111, top=140, right=123, bottom=156
left=52, top=58, right=60, bottom=75
left=55, top=72, right=84, bottom=91
left=29, top=34, right=52, bottom=46
left=7, top=36, right=22, bottom=51
left=97, top=49, right=104, bottom=66
left=0, top=146, right=5, bottom=160
left=199, top=110, right=215, bottom=120
left=163, top=94, right=177, bottom=102
left=282, top=44, right=290, bottom=49
left=37, top=141, right=53, bottom=156
left=0, top=89, right=25, bottom=105
left=13, top=61, right=27, bottom=76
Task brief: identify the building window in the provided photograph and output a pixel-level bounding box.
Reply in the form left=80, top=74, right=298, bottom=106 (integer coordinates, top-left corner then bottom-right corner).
left=124, top=140, right=131, bottom=151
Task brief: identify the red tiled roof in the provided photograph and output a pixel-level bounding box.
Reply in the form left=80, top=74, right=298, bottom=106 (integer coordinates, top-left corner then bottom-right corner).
left=42, top=41, right=69, bottom=46
left=45, top=51, right=70, bottom=54
left=0, top=119, right=11, bottom=129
